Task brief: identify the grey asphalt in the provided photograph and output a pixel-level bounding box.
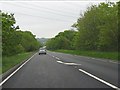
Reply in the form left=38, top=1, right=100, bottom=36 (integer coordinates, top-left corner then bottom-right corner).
left=48, top=51, right=119, bottom=87
left=2, top=51, right=119, bottom=88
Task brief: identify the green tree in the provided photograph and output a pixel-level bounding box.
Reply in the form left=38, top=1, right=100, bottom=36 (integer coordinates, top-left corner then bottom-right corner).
left=73, top=2, right=118, bottom=51
left=2, top=12, right=41, bottom=56
left=2, top=12, right=22, bottom=55
left=97, top=3, right=118, bottom=51
left=18, top=31, right=41, bottom=52
left=46, top=30, right=77, bottom=50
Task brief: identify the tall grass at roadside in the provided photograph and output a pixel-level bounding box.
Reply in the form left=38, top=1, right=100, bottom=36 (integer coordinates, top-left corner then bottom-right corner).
left=54, top=50, right=118, bottom=61
left=2, top=52, right=36, bottom=74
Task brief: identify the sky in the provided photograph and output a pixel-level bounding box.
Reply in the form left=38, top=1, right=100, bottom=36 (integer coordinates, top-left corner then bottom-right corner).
left=0, top=0, right=117, bottom=38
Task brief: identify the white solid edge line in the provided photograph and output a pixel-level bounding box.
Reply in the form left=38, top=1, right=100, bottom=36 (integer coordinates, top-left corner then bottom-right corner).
left=78, top=69, right=119, bottom=90
left=0, top=53, right=37, bottom=86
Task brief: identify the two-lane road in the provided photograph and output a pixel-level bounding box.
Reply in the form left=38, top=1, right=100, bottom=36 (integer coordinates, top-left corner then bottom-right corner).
left=2, top=51, right=119, bottom=89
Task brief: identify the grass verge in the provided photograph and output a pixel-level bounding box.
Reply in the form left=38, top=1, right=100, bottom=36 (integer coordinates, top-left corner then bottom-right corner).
left=53, top=50, right=119, bottom=61
left=2, top=52, right=36, bottom=74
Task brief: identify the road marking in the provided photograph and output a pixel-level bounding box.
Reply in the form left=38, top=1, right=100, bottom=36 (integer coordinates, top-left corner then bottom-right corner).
left=57, top=61, right=81, bottom=66
left=55, top=57, right=60, bottom=60
left=0, top=53, right=37, bottom=86
left=78, top=69, right=119, bottom=90
left=47, top=54, right=60, bottom=60
left=57, top=61, right=63, bottom=63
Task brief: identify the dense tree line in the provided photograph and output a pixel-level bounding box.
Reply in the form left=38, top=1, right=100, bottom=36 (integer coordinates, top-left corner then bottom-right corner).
left=46, top=2, right=118, bottom=51
left=46, top=30, right=77, bottom=50
left=2, top=12, right=41, bottom=56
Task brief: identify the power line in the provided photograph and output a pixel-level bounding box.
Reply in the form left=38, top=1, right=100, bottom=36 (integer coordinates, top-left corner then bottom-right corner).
left=25, top=2, right=77, bottom=15
left=2, top=10, right=75, bottom=23
left=4, top=2, right=77, bottom=19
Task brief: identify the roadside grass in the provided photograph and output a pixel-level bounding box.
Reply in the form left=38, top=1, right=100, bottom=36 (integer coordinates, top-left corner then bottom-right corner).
left=53, top=50, right=119, bottom=61
left=2, top=52, right=36, bottom=74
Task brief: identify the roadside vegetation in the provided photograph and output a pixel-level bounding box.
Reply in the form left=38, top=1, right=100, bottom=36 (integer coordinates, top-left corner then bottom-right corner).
left=54, top=50, right=118, bottom=61
left=2, top=52, right=36, bottom=73
left=46, top=2, right=119, bottom=61
left=2, top=12, right=42, bottom=56
left=1, top=11, right=42, bottom=74
left=1, top=1, right=119, bottom=74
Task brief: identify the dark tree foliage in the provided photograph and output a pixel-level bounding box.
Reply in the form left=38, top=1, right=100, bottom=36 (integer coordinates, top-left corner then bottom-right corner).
left=2, top=12, right=21, bottom=55
left=46, top=2, right=118, bottom=52
left=74, top=2, right=118, bottom=51
left=46, top=30, right=77, bottom=50
left=2, top=12, right=41, bottom=56
left=17, top=31, right=41, bottom=52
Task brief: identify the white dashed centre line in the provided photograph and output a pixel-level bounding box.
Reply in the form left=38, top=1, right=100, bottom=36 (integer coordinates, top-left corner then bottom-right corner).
left=48, top=53, right=119, bottom=89
left=57, top=61, right=63, bottom=64
left=57, top=60, right=81, bottom=66
left=55, top=57, right=60, bottom=60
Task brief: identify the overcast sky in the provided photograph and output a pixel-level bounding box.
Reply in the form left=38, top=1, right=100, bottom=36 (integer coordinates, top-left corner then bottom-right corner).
left=0, top=0, right=117, bottom=38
